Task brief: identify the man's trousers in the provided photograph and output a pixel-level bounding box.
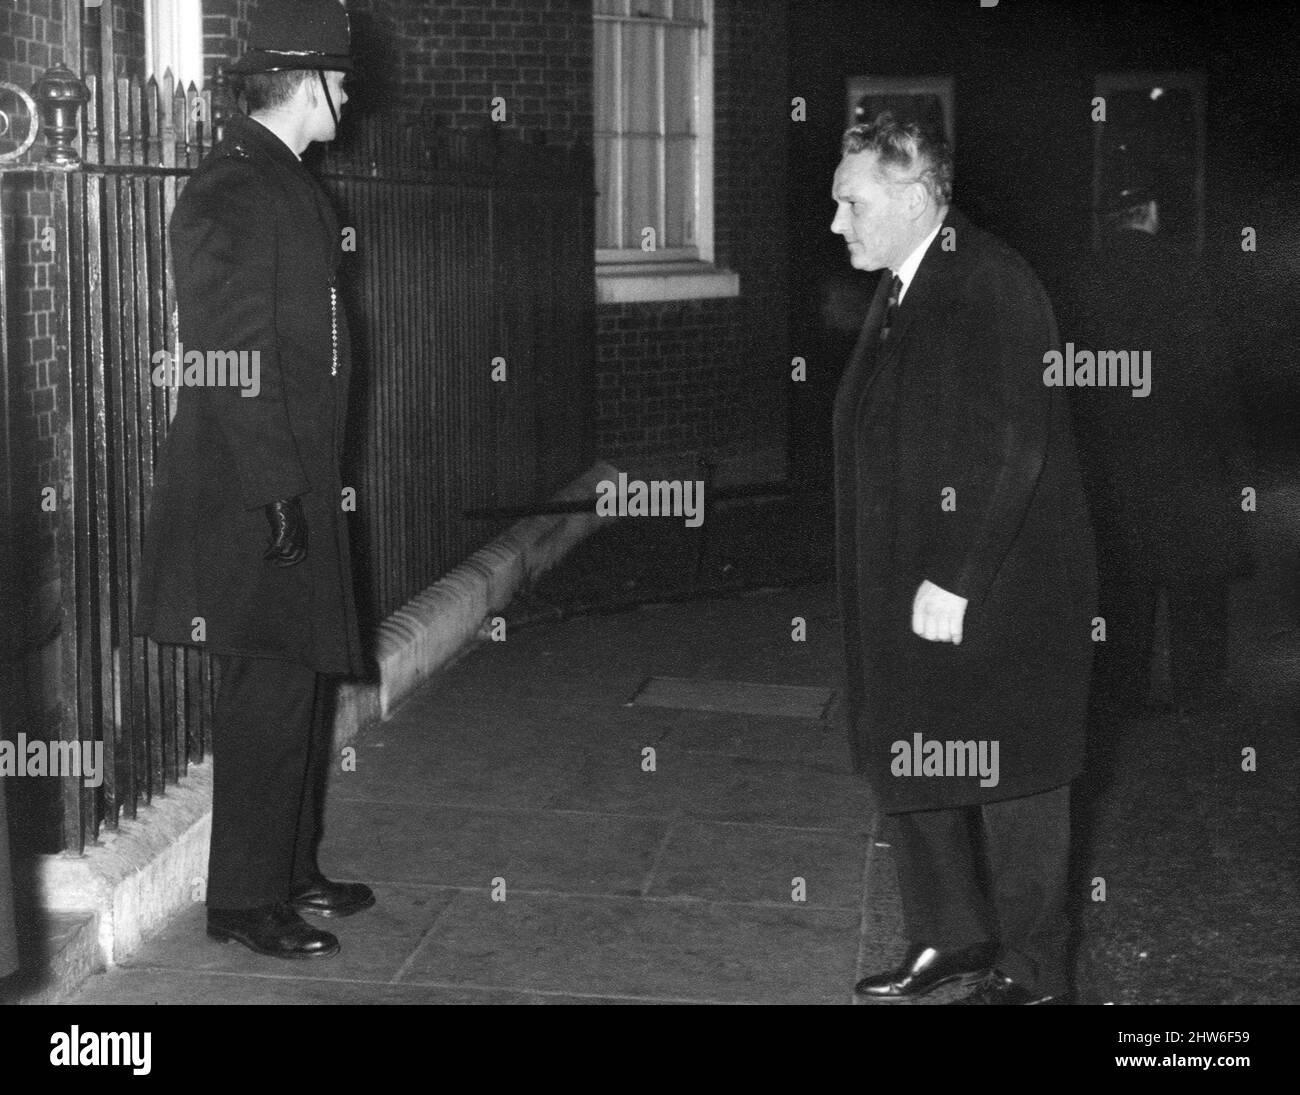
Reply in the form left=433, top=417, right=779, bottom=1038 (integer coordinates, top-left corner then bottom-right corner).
left=883, top=784, right=1072, bottom=996
left=207, top=654, right=336, bottom=909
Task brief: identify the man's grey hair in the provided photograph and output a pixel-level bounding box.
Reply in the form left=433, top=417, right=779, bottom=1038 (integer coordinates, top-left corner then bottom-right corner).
left=841, top=111, right=954, bottom=208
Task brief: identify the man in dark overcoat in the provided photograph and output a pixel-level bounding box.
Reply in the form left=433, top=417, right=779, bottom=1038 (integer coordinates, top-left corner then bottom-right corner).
left=1062, top=182, right=1237, bottom=715
left=134, top=0, right=372, bottom=959
left=831, top=113, right=1097, bottom=1004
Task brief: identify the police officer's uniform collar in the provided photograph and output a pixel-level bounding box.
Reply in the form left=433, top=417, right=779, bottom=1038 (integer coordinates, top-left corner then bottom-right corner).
left=223, top=111, right=309, bottom=166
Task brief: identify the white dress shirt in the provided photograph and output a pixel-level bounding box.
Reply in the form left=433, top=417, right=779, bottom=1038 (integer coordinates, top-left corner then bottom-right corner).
left=892, top=219, right=944, bottom=304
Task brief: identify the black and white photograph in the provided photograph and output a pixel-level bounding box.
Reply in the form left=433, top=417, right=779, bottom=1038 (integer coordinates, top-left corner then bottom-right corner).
left=0, top=0, right=1295, bottom=1069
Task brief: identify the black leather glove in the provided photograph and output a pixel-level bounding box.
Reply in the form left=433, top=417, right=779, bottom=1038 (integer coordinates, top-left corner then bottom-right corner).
left=263, top=497, right=308, bottom=567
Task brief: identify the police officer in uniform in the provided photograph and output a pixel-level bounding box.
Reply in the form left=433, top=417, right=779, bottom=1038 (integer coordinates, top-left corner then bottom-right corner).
left=135, top=0, right=371, bottom=959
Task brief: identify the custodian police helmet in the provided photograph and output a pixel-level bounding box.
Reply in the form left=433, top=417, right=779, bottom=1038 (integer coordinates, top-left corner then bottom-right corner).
left=229, top=0, right=354, bottom=75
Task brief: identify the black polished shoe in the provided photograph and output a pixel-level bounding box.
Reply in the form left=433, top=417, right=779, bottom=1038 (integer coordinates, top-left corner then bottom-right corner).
left=289, top=873, right=376, bottom=918
left=207, top=903, right=340, bottom=959
left=947, top=971, right=1070, bottom=1005
left=854, top=941, right=995, bottom=999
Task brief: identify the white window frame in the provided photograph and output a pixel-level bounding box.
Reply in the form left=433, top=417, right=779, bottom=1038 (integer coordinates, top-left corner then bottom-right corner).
left=145, top=0, right=205, bottom=90
left=593, top=0, right=738, bottom=304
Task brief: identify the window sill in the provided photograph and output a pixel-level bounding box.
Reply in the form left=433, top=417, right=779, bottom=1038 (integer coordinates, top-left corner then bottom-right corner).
left=595, top=261, right=740, bottom=304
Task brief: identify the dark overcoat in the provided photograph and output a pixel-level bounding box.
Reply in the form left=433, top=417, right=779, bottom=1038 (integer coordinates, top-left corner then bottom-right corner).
left=833, top=207, right=1098, bottom=812
left=1061, top=228, right=1235, bottom=580
left=134, top=113, right=365, bottom=677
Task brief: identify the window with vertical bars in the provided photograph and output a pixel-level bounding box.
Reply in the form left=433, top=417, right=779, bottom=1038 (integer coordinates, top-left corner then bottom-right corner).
left=594, top=0, right=709, bottom=263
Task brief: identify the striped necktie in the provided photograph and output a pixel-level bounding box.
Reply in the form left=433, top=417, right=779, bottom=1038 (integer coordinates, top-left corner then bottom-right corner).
left=879, top=274, right=903, bottom=345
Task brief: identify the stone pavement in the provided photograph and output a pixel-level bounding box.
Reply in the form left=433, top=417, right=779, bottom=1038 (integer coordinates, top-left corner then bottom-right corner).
left=1072, top=566, right=1300, bottom=1006
left=67, top=584, right=919, bottom=1005
left=61, top=565, right=1300, bottom=1006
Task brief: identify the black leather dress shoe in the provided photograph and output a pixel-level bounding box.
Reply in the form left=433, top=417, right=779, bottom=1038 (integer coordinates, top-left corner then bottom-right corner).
left=289, top=873, right=376, bottom=918
left=947, top=971, right=1070, bottom=1005
left=207, top=903, right=340, bottom=959
left=854, top=941, right=995, bottom=999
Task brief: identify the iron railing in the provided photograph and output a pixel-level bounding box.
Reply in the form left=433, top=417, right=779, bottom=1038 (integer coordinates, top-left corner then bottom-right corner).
left=319, top=119, right=595, bottom=621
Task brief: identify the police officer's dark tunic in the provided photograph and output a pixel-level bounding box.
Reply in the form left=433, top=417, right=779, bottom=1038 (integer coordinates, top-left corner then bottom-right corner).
left=134, top=112, right=363, bottom=907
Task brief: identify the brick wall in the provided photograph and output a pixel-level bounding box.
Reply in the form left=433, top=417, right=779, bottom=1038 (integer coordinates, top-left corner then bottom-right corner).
left=1, top=0, right=143, bottom=696
left=593, top=0, right=791, bottom=484
left=2, top=0, right=148, bottom=610
left=0, top=0, right=66, bottom=86
left=345, top=0, right=592, bottom=144
left=110, top=0, right=145, bottom=78
left=204, top=1, right=593, bottom=145
left=203, top=0, right=255, bottom=85
left=0, top=152, right=58, bottom=846
left=0, top=1, right=73, bottom=670
left=2, top=0, right=186, bottom=850
left=1, top=176, right=57, bottom=584
left=595, top=298, right=744, bottom=458
left=79, top=0, right=145, bottom=80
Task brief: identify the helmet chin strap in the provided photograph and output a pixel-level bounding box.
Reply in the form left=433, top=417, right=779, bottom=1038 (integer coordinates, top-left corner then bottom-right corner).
left=317, top=69, right=339, bottom=128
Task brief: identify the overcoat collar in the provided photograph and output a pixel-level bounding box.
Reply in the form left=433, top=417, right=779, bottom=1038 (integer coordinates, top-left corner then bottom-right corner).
left=839, top=205, right=968, bottom=408
left=878, top=204, right=965, bottom=357
left=219, top=112, right=341, bottom=253
left=224, top=112, right=311, bottom=173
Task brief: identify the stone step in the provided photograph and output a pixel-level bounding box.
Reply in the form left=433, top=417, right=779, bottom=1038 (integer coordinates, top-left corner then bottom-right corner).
left=1, top=909, right=102, bottom=1004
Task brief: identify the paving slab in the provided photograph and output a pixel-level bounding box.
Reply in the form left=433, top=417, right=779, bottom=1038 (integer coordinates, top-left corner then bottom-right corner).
left=546, top=746, right=870, bottom=828
left=319, top=801, right=671, bottom=896
left=326, top=734, right=589, bottom=810
left=646, top=820, right=867, bottom=908
left=395, top=889, right=860, bottom=1004
left=666, top=708, right=851, bottom=767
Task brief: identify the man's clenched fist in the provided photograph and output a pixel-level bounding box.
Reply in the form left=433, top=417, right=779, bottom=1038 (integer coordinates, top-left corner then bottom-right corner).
left=912, top=579, right=967, bottom=644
